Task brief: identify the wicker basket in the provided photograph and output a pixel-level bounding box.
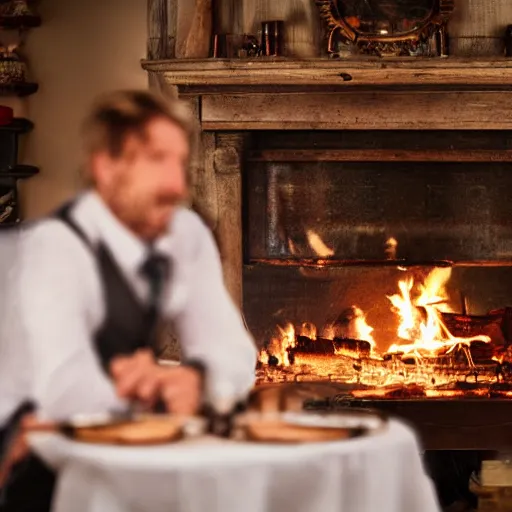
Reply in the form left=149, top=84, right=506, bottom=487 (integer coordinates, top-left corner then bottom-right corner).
left=0, top=58, right=26, bottom=84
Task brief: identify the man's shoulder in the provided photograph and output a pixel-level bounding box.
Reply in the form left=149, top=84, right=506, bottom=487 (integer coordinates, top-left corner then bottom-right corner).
left=20, top=216, right=93, bottom=257
left=22, top=216, right=73, bottom=239
left=169, top=207, right=216, bottom=259
left=170, top=207, right=210, bottom=239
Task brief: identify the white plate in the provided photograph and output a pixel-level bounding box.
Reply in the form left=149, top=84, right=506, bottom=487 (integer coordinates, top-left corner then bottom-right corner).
left=281, top=411, right=385, bottom=431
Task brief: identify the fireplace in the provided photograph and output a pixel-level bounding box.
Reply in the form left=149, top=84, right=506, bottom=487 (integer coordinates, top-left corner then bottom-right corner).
left=244, top=129, right=512, bottom=362
left=143, top=57, right=512, bottom=450
left=242, top=128, right=512, bottom=449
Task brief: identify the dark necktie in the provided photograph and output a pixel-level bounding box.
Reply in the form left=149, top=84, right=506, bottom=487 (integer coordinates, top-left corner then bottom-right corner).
left=139, top=248, right=171, bottom=348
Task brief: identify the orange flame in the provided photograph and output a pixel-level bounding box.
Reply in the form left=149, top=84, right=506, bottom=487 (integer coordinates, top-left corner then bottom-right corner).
left=331, top=306, right=376, bottom=351
left=300, top=322, right=317, bottom=340
left=387, top=268, right=490, bottom=358
left=306, top=230, right=334, bottom=258
left=259, top=350, right=269, bottom=365
left=258, top=268, right=496, bottom=390
left=322, top=324, right=335, bottom=340
left=350, top=307, right=376, bottom=350
left=261, top=323, right=296, bottom=366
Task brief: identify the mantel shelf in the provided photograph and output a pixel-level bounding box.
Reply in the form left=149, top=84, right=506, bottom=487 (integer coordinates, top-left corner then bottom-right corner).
left=142, top=57, right=512, bottom=90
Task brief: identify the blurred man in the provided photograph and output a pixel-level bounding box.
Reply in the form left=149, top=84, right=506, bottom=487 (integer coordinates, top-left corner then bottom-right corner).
left=0, top=90, right=256, bottom=511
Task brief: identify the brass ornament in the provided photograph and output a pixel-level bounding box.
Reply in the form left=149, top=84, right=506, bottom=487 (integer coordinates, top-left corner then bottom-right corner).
left=315, top=0, right=455, bottom=57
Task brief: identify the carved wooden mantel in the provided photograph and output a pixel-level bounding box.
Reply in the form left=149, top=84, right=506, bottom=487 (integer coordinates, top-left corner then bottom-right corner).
left=142, top=57, right=512, bottom=88
left=143, top=57, right=512, bottom=131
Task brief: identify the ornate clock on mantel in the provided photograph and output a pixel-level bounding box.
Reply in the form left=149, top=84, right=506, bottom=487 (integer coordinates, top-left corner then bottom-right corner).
left=315, top=0, right=455, bottom=58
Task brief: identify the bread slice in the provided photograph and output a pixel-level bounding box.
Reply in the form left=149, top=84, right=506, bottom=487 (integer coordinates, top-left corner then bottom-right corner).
left=71, top=417, right=183, bottom=445
left=244, top=419, right=354, bottom=443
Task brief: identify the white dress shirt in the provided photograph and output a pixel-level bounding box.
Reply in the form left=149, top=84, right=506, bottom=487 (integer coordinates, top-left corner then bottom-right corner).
left=0, top=191, right=256, bottom=422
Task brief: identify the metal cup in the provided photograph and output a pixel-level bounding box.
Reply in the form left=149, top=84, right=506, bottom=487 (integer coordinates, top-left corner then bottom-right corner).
left=211, top=34, right=229, bottom=58
left=506, top=25, right=512, bottom=57
left=260, top=20, right=284, bottom=57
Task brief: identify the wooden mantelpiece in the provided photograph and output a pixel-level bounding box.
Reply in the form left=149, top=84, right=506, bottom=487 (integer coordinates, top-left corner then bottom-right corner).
left=144, top=57, right=512, bottom=131
left=142, top=57, right=512, bottom=89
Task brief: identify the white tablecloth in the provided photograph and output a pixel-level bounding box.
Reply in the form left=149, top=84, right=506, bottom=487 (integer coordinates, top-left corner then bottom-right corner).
left=29, top=419, right=440, bottom=512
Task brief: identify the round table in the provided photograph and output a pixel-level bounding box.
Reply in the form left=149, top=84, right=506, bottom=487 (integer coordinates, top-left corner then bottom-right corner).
left=29, top=419, right=440, bottom=512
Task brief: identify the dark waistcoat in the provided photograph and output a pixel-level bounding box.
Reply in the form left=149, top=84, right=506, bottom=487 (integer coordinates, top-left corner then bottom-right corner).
left=54, top=203, right=158, bottom=370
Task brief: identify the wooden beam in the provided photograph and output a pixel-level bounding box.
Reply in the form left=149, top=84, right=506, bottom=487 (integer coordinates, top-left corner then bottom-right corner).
left=201, top=92, right=512, bottom=131
left=191, top=131, right=218, bottom=231
left=248, top=149, right=512, bottom=163
left=214, top=133, right=246, bottom=307
left=141, top=57, right=512, bottom=88
left=147, top=0, right=174, bottom=59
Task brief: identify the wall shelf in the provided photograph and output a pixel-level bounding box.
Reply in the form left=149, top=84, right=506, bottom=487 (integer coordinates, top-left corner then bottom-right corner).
left=0, top=164, right=39, bottom=179
left=0, top=82, right=38, bottom=97
left=0, top=14, right=41, bottom=29
left=0, top=118, right=33, bottom=133
left=0, top=4, right=41, bottom=226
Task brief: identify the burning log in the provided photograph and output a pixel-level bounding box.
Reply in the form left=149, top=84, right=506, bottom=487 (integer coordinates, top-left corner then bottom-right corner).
left=290, top=335, right=372, bottom=359
left=268, top=355, right=280, bottom=367
left=468, top=340, right=496, bottom=364
left=332, top=306, right=375, bottom=350
left=441, top=311, right=506, bottom=346
left=382, top=352, right=418, bottom=365
left=384, top=338, right=496, bottom=366
left=292, top=336, right=335, bottom=355
left=495, top=307, right=512, bottom=346
left=333, top=338, right=372, bottom=358
left=257, top=267, right=512, bottom=395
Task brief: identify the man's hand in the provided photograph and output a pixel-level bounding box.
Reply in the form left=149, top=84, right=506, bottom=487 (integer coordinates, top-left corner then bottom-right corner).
left=110, top=350, right=202, bottom=415
left=158, top=365, right=202, bottom=416
left=110, top=349, right=161, bottom=407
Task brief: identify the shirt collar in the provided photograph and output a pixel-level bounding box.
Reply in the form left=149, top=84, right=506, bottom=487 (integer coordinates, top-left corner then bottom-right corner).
left=73, top=191, right=168, bottom=275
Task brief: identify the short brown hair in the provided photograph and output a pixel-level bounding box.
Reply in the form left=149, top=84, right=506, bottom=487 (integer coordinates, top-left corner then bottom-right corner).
left=82, top=89, right=194, bottom=158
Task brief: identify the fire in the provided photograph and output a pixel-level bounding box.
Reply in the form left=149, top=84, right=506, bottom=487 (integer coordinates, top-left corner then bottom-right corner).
left=306, top=230, right=334, bottom=258
left=300, top=322, right=317, bottom=340
left=260, top=322, right=296, bottom=366
left=259, top=350, right=269, bottom=365
left=348, top=307, right=375, bottom=349
left=259, top=267, right=495, bottom=385
left=387, top=268, right=490, bottom=359
left=329, top=306, right=376, bottom=350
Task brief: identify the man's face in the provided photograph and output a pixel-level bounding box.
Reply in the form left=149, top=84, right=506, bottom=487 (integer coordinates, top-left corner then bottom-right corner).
left=92, top=117, right=190, bottom=240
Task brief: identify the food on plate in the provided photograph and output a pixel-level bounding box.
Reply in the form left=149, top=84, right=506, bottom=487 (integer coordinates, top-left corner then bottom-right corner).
left=244, top=419, right=355, bottom=443
left=71, top=416, right=184, bottom=445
